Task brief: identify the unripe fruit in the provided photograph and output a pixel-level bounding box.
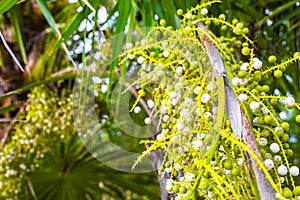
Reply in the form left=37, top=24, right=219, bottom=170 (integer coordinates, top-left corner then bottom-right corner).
left=242, top=27, right=249, bottom=34
left=232, top=19, right=238, bottom=25
left=264, top=115, right=272, bottom=124
left=138, top=90, right=146, bottom=97
left=172, top=185, right=179, bottom=193
left=253, top=71, right=262, bottom=82
left=160, top=19, right=166, bottom=26
left=234, top=28, right=242, bottom=35
left=232, top=167, right=241, bottom=176
left=199, top=180, right=209, bottom=190
left=283, top=187, right=293, bottom=199
left=295, top=115, right=300, bottom=123
left=274, top=70, right=283, bottom=78
left=223, top=159, right=233, bottom=170
left=281, top=134, right=289, bottom=142
left=179, top=186, right=187, bottom=194
left=241, top=47, right=250, bottom=56
left=221, top=25, right=227, bottom=31
left=281, top=122, right=290, bottom=131
left=219, top=14, right=226, bottom=20
left=238, top=70, right=247, bottom=78
left=177, top=9, right=183, bottom=15
left=287, top=149, right=293, bottom=156
left=293, top=186, right=300, bottom=196
left=268, top=55, right=277, bottom=63
left=262, top=85, right=270, bottom=92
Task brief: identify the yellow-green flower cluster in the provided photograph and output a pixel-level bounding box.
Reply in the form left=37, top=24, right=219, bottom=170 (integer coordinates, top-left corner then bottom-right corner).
left=123, top=1, right=300, bottom=199
left=0, top=86, right=75, bottom=199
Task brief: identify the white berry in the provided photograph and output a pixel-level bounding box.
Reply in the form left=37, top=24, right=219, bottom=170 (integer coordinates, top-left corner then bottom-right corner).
left=285, top=96, right=295, bottom=108
left=264, top=159, right=274, bottom=169
left=176, top=66, right=183, bottom=75
left=144, top=117, right=151, bottom=125
left=200, top=8, right=208, bottom=15
left=238, top=93, right=248, bottom=102
left=270, top=143, right=280, bottom=153
left=278, top=165, right=288, bottom=176
left=253, top=57, right=262, bottom=69
left=177, top=123, right=185, bottom=131
left=232, top=77, right=240, bottom=86
left=259, top=137, right=268, bottom=146
left=290, top=166, right=300, bottom=176
left=250, top=101, right=260, bottom=111
left=240, top=62, right=249, bottom=71
left=279, top=112, right=287, bottom=120
left=163, top=50, right=170, bottom=57
left=186, top=13, right=193, bottom=19
left=162, top=115, right=170, bottom=122
left=134, top=106, right=141, bottom=113
left=193, top=86, right=200, bottom=95
left=192, top=140, right=203, bottom=150
left=137, top=56, right=145, bottom=64
left=201, top=93, right=210, bottom=103
left=147, top=99, right=155, bottom=109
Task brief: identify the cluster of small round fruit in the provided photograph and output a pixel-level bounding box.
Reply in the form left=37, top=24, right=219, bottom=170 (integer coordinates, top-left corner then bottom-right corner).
left=0, top=87, right=75, bottom=199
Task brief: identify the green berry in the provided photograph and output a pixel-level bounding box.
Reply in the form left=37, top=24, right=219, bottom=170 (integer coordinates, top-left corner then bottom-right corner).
left=237, top=70, right=247, bottom=78
left=214, top=20, right=220, bottom=26
left=232, top=167, right=241, bottom=176
left=276, top=129, right=284, bottom=137
left=282, top=134, right=289, bottom=142
left=283, top=143, right=289, bottom=149
left=173, top=170, right=178, bottom=177
left=251, top=89, right=258, bottom=95
left=295, top=115, right=300, bottom=123
left=274, top=70, right=283, bottom=78
left=232, top=19, right=238, bottom=25
left=262, top=85, right=270, bottom=93
left=162, top=124, right=168, bottom=129
left=256, top=85, right=263, bottom=92
left=253, top=71, right=262, bottom=82
left=268, top=55, right=277, bottom=63
left=223, top=159, right=233, bottom=170
left=281, top=122, right=290, bottom=131
left=138, top=90, right=146, bottom=97
left=270, top=98, right=277, bottom=105
left=172, top=185, right=179, bottom=193
left=241, top=47, right=250, bottom=56
left=160, top=19, right=166, bottom=26
left=205, top=20, right=211, bottom=26
left=242, top=27, right=249, bottom=34
left=199, top=180, right=209, bottom=190
left=283, top=187, right=293, bottom=199
left=279, top=65, right=286, bottom=71
left=287, top=149, right=293, bottom=156
left=294, top=186, right=300, bottom=196
left=293, top=52, right=300, bottom=58
left=177, top=9, right=183, bottom=15
left=264, top=115, right=272, bottom=124
left=219, top=14, right=226, bottom=20
left=221, top=25, right=227, bottom=31
left=179, top=186, right=187, bottom=194
left=236, top=22, right=244, bottom=29
left=234, top=28, right=242, bottom=35
left=150, top=52, right=156, bottom=57
left=261, top=129, right=270, bottom=137
left=242, top=42, right=249, bottom=47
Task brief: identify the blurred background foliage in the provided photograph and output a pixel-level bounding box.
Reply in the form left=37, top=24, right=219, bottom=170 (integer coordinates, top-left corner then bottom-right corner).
left=0, top=0, right=299, bottom=199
